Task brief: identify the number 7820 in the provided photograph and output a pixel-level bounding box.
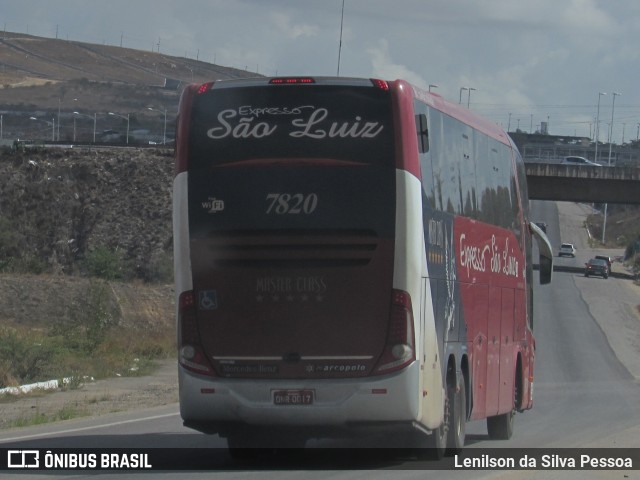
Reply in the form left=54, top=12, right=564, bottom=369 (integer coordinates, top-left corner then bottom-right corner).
left=265, top=193, right=319, bottom=215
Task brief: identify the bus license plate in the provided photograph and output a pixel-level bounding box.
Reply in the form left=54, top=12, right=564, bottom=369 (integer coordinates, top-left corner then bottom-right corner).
left=273, top=389, right=314, bottom=406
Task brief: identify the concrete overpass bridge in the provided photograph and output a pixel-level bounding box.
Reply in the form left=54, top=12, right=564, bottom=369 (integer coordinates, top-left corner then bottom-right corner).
left=524, top=163, right=640, bottom=204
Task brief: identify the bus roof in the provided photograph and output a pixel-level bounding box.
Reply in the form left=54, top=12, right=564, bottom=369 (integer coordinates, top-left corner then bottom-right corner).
left=194, top=77, right=511, bottom=147
left=408, top=81, right=511, bottom=146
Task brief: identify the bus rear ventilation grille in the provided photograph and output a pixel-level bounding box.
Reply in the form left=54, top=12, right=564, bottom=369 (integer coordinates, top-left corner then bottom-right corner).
left=203, top=230, right=379, bottom=267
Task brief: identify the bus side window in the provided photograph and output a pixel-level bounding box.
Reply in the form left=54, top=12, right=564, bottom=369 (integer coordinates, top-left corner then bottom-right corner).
left=415, top=114, right=429, bottom=153
left=415, top=106, right=436, bottom=210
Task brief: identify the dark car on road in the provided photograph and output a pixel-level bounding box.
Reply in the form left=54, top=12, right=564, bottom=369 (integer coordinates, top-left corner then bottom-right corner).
left=595, top=255, right=613, bottom=274
left=585, top=258, right=609, bottom=278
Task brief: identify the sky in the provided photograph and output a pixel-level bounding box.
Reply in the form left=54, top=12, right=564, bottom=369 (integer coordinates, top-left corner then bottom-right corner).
left=3, top=0, right=640, bottom=140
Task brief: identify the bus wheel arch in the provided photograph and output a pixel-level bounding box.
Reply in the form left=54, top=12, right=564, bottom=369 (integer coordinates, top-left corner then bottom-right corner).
left=515, top=354, right=524, bottom=411
left=445, top=354, right=466, bottom=454
left=461, top=354, right=471, bottom=420
left=487, top=358, right=519, bottom=440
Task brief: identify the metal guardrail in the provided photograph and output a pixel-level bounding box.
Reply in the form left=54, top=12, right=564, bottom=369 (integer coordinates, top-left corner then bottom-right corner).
left=533, top=264, right=636, bottom=280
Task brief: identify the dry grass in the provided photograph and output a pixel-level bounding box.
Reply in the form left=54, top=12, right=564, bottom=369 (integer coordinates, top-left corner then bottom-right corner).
left=0, top=277, right=174, bottom=388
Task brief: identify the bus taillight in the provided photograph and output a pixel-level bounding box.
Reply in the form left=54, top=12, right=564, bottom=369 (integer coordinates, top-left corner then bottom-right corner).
left=178, top=291, right=216, bottom=376
left=197, top=82, right=214, bottom=94
left=370, top=79, right=389, bottom=90
left=269, top=77, right=315, bottom=85
left=372, top=289, right=416, bottom=375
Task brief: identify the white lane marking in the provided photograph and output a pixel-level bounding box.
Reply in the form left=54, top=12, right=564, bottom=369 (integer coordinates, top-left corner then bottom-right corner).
left=0, top=411, right=181, bottom=443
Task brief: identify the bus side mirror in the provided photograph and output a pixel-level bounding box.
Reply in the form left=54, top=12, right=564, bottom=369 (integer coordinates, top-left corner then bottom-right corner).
left=529, top=222, right=553, bottom=285
left=539, top=256, right=552, bottom=284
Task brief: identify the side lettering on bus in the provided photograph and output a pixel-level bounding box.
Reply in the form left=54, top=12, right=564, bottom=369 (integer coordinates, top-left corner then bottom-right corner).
left=458, top=233, right=520, bottom=279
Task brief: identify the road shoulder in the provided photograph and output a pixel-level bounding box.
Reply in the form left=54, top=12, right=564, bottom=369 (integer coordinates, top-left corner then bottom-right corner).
left=0, top=358, right=178, bottom=431
left=557, top=202, right=640, bottom=381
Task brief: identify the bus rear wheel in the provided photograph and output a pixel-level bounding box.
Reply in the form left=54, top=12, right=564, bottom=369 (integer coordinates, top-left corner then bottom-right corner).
left=446, top=378, right=466, bottom=454
left=413, top=387, right=449, bottom=460
left=487, top=409, right=515, bottom=440
left=412, top=423, right=446, bottom=460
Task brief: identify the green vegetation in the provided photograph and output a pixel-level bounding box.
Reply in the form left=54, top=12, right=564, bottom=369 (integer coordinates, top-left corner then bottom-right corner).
left=7, top=403, right=90, bottom=428
left=626, top=245, right=640, bottom=283
left=83, top=246, right=126, bottom=281
left=0, top=233, right=173, bottom=284
left=0, top=280, right=174, bottom=389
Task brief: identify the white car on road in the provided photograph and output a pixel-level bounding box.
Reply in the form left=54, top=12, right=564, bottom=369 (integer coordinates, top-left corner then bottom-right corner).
left=559, top=243, right=576, bottom=257
left=561, top=156, right=602, bottom=167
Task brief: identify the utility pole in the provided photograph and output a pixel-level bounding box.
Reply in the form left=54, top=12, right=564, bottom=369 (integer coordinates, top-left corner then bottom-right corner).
left=467, top=87, right=476, bottom=108
left=602, top=92, right=621, bottom=244
left=337, top=0, right=345, bottom=76
left=595, top=92, right=606, bottom=164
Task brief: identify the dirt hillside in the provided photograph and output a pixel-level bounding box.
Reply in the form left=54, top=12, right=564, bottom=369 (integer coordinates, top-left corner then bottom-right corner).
left=0, top=146, right=176, bottom=381
left=0, top=146, right=174, bottom=281
left=0, top=31, right=260, bottom=145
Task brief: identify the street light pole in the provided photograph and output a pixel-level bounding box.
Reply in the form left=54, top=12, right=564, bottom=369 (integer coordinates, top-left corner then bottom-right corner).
left=602, top=92, right=621, bottom=245
left=29, top=116, right=55, bottom=141
left=337, top=0, right=345, bottom=76
left=74, top=111, right=97, bottom=143
left=147, top=107, right=167, bottom=144
left=467, top=87, right=476, bottom=108
left=459, top=87, right=468, bottom=104
left=57, top=98, right=60, bottom=141
left=607, top=92, right=620, bottom=166
left=108, top=112, right=130, bottom=144
left=595, top=92, right=606, bottom=164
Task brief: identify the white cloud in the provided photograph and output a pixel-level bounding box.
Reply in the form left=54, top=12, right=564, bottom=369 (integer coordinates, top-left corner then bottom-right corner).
left=366, top=39, right=428, bottom=89
left=271, top=12, right=320, bottom=39
left=6, top=0, right=640, bottom=136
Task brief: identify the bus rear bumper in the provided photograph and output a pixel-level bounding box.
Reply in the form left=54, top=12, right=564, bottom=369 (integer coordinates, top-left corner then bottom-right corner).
left=179, top=363, right=422, bottom=436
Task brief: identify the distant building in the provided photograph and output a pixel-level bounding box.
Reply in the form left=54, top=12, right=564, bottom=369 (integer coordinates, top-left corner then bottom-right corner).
left=540, top=121, right=548, bottom=135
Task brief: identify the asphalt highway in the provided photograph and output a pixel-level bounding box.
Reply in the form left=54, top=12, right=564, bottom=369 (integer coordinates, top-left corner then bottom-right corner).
left=2, top=201, right=639, bottom=479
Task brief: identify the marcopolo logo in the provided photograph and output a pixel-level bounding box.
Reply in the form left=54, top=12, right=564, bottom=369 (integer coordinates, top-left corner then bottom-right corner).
left=8, top=450, right=39, bottom=468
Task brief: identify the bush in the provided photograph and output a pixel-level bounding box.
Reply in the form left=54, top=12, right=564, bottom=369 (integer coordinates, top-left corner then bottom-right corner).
left=0, top=280, right=173, bottom=387
left=0, top=327, right=61, bottom=387
left=83, top=246, right=125, bottom=280
left=49, top=280, right=121, bottom=354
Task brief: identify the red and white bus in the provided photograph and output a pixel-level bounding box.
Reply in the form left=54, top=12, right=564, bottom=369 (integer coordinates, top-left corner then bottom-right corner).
left=173, top=76, right=553, bottom=456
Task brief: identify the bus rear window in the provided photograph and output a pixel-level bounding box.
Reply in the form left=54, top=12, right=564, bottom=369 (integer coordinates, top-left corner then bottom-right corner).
left=187, top=85, right=394, bottom=169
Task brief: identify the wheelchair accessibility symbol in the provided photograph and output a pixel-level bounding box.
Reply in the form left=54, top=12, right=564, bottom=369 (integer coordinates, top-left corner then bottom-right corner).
left=198, top=290, right=218, bottom=310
